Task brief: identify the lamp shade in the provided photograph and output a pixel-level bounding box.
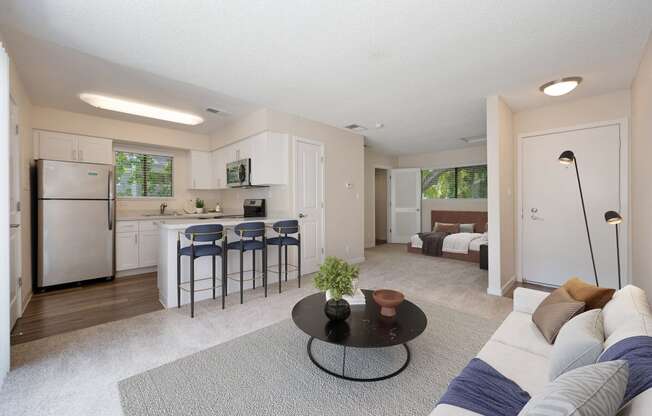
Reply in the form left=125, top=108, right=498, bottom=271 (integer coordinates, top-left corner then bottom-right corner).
left=558, top=150, right=575, bottom=165
left=604, top=211, right=623, bottom=225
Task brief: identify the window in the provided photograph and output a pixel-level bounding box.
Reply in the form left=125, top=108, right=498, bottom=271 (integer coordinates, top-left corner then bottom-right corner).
left=422, top=164, right=487, bottom=199
left=115, top=150, right=173, bottom=198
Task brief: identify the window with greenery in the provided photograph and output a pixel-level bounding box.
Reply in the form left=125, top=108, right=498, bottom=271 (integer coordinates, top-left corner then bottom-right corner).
left=422, top=165, right=487, bottom=199
left=115, top=151, right=173, bottom=198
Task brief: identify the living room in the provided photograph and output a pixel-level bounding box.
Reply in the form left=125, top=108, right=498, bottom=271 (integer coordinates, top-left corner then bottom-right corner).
left=1, top=2, right=652, bottom=416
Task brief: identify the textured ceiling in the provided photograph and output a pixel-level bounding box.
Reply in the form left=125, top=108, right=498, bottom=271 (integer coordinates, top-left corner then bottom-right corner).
left=1, top=0, right=651, bottom=154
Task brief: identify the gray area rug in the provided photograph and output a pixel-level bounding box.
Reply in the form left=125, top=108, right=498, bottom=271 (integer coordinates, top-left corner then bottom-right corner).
left=119, top=300, right=499, bottom=416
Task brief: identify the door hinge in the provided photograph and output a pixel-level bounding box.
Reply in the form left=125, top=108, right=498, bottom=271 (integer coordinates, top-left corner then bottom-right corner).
left=18, top=277, right=22, bottom=287
left=15, top=124, right=19, bottom=135
left=16, top=201, right=20, bottom=212
left=320, top=156, right=324, bottom=163
left=321, top=247, right=325, bottom=254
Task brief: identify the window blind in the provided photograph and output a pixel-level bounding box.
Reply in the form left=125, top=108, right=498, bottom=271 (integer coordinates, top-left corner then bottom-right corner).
left=421, top=164, right=487, bottom=199
left=115, top=151, right=173, bottom=198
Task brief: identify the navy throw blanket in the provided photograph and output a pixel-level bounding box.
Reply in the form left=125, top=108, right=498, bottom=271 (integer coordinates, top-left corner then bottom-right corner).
left=599, top=335, right=652, bottom=404
left=438, top=358, right=530, bottom=416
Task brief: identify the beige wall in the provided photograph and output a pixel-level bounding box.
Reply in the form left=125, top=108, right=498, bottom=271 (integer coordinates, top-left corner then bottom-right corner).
left=212, top=108, right=366, bottom=262
left=631, top=34, right=652, bottom=299
left=9, top=52, right=33, bottom=309
left=487, top=95, right=515, bottom=295
left=398, top=146, right=488, bottom=232
left=374, top=170, right=388, bottom=241
left=364, top=149, right=397, bottom=247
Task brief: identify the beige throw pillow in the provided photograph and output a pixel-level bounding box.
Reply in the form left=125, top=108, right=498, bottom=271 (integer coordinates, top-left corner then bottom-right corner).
left=532, top=287, right=585, bottom=344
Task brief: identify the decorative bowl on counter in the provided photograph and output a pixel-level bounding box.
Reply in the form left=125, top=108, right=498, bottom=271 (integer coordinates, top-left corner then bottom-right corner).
left=372, top=289, right=405, bottom=317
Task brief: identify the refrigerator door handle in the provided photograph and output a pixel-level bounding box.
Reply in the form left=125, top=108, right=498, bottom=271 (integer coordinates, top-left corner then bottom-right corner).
left=108, top=169, right=114, bottom=200
left=108, top=199, right=114, bottom=230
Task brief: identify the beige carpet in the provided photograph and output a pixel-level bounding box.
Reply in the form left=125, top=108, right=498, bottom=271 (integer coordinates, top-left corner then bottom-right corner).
left=2, top=244, right=512, bottom=416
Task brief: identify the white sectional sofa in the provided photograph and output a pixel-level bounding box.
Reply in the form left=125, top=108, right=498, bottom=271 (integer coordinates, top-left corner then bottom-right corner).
left=431, top=286, right=652, bottom=416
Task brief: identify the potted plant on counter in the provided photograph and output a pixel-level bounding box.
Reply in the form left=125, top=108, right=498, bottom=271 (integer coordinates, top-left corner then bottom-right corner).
left=314, top=256, right=359, bottom=321
left=195, top=198, right=205, bottom=214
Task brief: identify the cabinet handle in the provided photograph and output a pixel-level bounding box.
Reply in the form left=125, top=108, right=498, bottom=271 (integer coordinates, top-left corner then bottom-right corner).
left=193, top=179, right=196, bottom=188
left=135, top=234, right=138, bottom=244
left=72, top=149, right=76, bottom=160
left=79, top=149, right=84, bottom=160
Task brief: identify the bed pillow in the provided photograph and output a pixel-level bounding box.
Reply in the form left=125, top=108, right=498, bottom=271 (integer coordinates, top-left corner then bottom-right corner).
left=519, top=360, right=629, bottom=416
left=562, top=277, right=615, bottom=310
left=532, top=287, right=585, bottom=344
left=434, top=222, right=460, bottom=233
left=549, top=309, right=604, bottom=381
left=459, top=223, right=475, bottom=233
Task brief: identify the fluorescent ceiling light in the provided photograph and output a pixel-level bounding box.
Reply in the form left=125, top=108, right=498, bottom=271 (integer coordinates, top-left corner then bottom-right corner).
left=79, top=93, right=204, bottom=125
left=539, top=77, right=582, bottom=96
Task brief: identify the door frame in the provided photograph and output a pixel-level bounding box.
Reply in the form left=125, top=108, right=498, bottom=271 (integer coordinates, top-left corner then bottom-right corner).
left=292, top=136, right=326, bottom=264
left=388, top=168, right=422, bottom=244
left=516, top=118, right=630, bottom=286
left=9, top=95, right=21, bottom=324
left=371, top=166, right=392, bottom=246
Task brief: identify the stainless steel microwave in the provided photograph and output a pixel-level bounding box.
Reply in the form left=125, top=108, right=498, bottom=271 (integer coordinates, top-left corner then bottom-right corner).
left=226, top=159, right=251, bottom=187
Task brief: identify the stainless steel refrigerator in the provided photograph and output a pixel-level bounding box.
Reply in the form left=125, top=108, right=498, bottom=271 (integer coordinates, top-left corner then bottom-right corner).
left=37, top=159, right=115, bottom=288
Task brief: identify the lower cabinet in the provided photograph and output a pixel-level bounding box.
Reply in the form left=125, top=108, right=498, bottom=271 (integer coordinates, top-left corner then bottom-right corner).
left=116, top=221, right=159, bottom=271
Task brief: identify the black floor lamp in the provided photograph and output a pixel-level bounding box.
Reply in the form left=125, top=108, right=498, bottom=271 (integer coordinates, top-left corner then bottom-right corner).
left=604, top=210, right=623, bottom=289
left=558, top=150, right=599, bottom=286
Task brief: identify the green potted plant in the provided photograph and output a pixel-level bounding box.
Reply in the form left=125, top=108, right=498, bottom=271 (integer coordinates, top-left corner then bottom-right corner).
left=314, top=256, right=359, bottom=321
left=195, top=198, right=205, bottom=214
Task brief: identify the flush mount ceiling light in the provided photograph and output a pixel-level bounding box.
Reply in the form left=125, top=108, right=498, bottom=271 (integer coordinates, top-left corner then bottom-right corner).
left=539, top=77, right=583, bottom=97
left=79, top=93, right=204, bottom=126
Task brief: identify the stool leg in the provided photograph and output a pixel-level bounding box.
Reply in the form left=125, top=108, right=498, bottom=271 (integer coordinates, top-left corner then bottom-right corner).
left=176, top=247, right=181, bottom=309
left=284, top=244, right=288, bottom=282
left=190, top=257, right=195, bottom=318
left=221, top=251, right=226, bottom=309
left=298, top=234, right=302, bottom=288
left=240, top=246, right=244, bottom=304
left=278, top=244, right=282, bottom=293
left=263, top=243, right=268, bottom=298
left=252, top=250, right=256, bottom=289
left=212, top=255, right=216, bottom=299
left=224, top=239, right=228, bottom=297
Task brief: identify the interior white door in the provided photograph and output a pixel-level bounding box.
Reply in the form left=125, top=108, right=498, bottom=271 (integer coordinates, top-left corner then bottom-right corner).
left=294, top=138, right=324, bottom=274
left=9, top=99, right=21, bottom=328
left=522, top=124, right=623, bottom=289
left=389, top=168, right=421, bottom=243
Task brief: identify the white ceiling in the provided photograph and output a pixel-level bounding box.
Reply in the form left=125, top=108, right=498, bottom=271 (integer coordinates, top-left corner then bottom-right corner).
left=1, top=0, right=651, bottom=154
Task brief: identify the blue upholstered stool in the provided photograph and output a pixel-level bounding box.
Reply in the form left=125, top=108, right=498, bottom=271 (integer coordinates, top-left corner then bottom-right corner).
left=266, top=220, right=301, bottom=293
left=177, top=224, right=225, bottom=318
left=226, top=222, right=267, bottom=304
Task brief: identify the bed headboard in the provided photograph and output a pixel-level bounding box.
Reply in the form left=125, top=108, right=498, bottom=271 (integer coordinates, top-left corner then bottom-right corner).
left=430, top=210, right=488, bottom=233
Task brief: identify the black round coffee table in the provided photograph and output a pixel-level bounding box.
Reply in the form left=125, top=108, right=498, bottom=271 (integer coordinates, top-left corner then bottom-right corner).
left=291, top=289, right=427, bottom=382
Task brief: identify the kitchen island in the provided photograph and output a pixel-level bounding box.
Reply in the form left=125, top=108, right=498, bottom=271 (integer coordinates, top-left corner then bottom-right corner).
left=156, top=217, right=298, bottom=308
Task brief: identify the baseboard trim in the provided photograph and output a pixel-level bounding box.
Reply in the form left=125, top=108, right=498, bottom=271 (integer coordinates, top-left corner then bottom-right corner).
left=116, top=266, right=157, bottom=278
left=487, top=275, right=516, bottom=297
left=348, top=257, right=366, bottom=265
left=21, top=291, right=32, bottom=315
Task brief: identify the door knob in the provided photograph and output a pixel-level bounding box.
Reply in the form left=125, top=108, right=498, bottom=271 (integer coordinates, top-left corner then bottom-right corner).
left=298, top=213, right=306, bottom=218
left=10, top=224, right=19, bottom=228
left=530, top=208, right=538, bottom=213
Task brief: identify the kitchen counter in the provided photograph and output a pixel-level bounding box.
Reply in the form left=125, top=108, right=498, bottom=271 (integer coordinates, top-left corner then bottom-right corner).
left=155, top=215, right=299, bottom=308
left=117, top=212, right=239, bottom=221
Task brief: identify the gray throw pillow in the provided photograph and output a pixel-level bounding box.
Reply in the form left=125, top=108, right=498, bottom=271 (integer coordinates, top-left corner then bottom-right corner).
left=532, top=287, right=586, bottom=344
left=459, top=223, right=475, bottom=233
left=549, top=309, right=605, bottom=381
left=519, top=360, right=629, bottom=416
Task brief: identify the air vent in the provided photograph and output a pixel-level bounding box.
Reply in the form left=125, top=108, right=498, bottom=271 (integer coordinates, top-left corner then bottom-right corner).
left=460, top=136, right=487, bottom=144
left=344, top=123, right=367, bottom=131
left=206, top=107, right=229, bottom=115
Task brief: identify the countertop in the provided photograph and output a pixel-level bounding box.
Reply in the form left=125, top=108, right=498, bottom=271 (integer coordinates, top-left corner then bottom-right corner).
left=156, top=216, right=292, bottom=230
left=116, top=211, right=241, bottom=221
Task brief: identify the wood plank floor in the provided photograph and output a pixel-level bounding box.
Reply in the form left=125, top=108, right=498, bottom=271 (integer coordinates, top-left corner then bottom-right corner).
left=10, top=273, right=163, bottom=345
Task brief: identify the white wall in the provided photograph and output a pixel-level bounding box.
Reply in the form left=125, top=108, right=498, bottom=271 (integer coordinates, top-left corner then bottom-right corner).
left=487, top=96, right=515, bottom=296
left=398, top=146, right=488, bottom=232
left=364, top=149, right=397, bottom=247
left=631, top=33, right=652, bottom=300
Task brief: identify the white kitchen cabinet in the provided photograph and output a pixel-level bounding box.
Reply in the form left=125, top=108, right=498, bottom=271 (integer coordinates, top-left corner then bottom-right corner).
left=212, top=148, right=228, bottom=189
left=138, top=230, right=160, bottom=267
left=248, top=132, right=289, bottom=185
left=116, top=231, right=140, bottom=271
left=188, top=150, right=213, bottom=189
left=34, top=130, right=113, bottom=164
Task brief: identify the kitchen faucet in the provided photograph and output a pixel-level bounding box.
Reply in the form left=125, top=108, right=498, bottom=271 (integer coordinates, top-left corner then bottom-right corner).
left=160, top=202, right=168, bottom=215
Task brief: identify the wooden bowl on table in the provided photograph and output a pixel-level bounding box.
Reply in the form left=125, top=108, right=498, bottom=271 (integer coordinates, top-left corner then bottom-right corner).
left=372, top=289, right=405, bottom=317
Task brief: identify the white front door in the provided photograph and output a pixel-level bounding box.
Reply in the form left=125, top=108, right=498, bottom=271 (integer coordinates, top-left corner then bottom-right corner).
left=389, top=168, right=421, bottom=243
left=522, top=123, right=624, bottom=289
left=294, top=138, right=324, bottom=274
left=9, top=98, right=21, bottom=328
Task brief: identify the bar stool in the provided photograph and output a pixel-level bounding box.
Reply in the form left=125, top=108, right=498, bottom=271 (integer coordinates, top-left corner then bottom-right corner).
left=177, top=224, right=226, bottom=318
left=226, top=222, right=267, bottom=304
left=266, top=220, right=301, bottom=293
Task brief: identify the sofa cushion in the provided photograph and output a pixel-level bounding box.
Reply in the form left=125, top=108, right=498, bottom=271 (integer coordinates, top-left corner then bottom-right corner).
left=563, top=277, right=615, bottom=310
left=532, top=287, right=585, bottom=344
left=603, top=285, right=652, bottom=344
left=491, top=312, right=553, bottom=358
left=477, top=338, right=550, bottom=395
left=549, top=309, right=604, bottom=381
left=518, top=360, right=629, bottom=416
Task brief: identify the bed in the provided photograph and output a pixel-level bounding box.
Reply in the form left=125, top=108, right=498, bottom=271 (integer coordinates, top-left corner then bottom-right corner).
left=407, top=210, right=488, bottom=263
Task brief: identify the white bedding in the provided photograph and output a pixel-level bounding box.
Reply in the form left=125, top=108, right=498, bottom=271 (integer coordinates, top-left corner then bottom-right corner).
left=411, top=232, right=487, bottom=254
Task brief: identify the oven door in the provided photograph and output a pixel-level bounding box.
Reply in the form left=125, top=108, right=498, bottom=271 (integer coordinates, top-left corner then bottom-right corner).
left=227, top=159, right=251, bottom=187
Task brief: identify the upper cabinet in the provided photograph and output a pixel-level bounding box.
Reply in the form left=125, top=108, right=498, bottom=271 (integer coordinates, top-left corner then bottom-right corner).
left=187, top=150, right=213, bottom=189
left=34, top=130, right=113, bottom=165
